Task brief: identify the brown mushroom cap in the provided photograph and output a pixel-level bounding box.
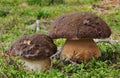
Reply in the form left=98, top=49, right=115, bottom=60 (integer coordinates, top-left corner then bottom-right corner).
left=49, top=12, right=111, bottom=39
left=7, top=33, right=57, bottom=59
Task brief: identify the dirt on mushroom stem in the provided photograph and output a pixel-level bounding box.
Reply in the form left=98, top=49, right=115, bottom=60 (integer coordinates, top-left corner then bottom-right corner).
left=20, top=57, right=51, bottom=72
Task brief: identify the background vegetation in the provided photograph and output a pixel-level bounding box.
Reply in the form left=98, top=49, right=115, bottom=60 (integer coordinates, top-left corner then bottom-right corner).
left=0, top=0, right=120, bottom=78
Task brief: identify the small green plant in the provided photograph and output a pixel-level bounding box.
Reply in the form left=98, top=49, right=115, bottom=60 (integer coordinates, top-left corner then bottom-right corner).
left=26, top=0, right=50, bottom=6
left=35, top=8, right=52, bottom=19
left=27, top=0, right=44, bottom=6
left=54, top=39, right=66, bottom=47
left=98, top=42, right=120, bottom=63
left=80, top=0, right=100, bottom=4
left=26, top=0, right=64, bottom=6
left=0, top=8, right=9, bottom=17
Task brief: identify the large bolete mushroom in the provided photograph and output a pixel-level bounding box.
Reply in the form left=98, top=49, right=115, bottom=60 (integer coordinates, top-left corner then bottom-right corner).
left=6, top=33, right=57, bottom=71
left=49, top=12, right=111, bottom=63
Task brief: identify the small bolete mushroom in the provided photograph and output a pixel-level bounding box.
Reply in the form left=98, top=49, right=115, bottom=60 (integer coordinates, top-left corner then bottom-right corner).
left=6, top=33, right=57, bottom=71
left=49, top=12, right=111, bottom=63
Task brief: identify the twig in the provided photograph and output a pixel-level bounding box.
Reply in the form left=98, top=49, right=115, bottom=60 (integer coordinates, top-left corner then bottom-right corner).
left=29, top=20, right=53, bottom=31
left=94, top=39, right=119, bottom=43
left=36, top=20, right=40, bottom=32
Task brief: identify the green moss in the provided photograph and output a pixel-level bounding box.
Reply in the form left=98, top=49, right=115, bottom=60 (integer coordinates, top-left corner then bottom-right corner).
left=0, top=0, right=120, bottom=77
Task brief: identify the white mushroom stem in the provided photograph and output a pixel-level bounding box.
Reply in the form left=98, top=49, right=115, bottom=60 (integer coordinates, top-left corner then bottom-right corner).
left=21, top=57, right=51, bottom=72
left=61, top=39, right=101, bottom=62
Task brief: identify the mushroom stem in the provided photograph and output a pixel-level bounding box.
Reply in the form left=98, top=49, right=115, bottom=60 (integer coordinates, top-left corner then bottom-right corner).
left=21, top=58, right=51, bottom=71
left=61, top=39, right=101, bottom=63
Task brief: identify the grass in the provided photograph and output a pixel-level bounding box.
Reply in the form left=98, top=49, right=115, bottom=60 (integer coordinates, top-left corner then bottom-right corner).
left=0, top=0, right=120, bottom=78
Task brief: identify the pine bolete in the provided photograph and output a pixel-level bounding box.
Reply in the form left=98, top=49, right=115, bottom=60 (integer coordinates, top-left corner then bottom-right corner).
left=49, top=12, right=111, bottom=63
left=6, top=33, right=57, bottom=71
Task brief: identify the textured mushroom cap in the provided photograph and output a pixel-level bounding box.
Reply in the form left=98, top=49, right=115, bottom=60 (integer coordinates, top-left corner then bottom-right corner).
left=49, top=12, right=111, bottom=39
left=7, top=33, right=57, bottom=59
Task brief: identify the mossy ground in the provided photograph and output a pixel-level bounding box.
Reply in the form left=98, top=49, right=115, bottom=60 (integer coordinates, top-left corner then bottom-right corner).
left=0, top=0, right=120, bottom=78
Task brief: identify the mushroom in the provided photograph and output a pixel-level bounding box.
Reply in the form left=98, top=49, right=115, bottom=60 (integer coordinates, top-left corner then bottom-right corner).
left=49, top=12, right=111, bottom=63
left=6, top=33, right=57, bottom=71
